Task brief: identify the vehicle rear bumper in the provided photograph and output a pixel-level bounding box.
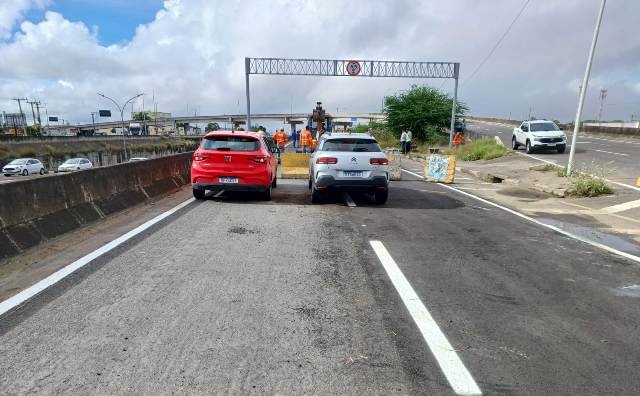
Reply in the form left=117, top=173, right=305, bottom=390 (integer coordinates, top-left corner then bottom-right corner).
left=193, top=182, right=270, bottom=192
left=315, top=175, right=388, bottom=190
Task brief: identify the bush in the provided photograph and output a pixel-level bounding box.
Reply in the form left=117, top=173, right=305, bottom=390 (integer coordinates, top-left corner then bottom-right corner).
left=569, top=174, right=612, bottom=197
left=454, top=138, right=507, bottom=161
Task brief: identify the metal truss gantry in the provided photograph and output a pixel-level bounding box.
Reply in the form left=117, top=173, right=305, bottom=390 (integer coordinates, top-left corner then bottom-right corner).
left=244, top=57, right=460, bottom=145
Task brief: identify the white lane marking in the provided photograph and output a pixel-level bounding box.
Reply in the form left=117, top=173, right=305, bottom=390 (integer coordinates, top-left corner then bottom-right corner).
left=0, top=198, right=196, bottom=317
left=592, top=149, right=629, bottom=157
left=513, top=152, right=640, bottom=193
left=401, top=168, right=640, bottom=264
left=343, top=192, right=356, bottom=208
left=601, top=199, right=640, bottom=214
left=456, top=177, right=473, bottom=180
left=214, top=190, right=225, bottom=198
left=369, top=241, right=482, bottom=396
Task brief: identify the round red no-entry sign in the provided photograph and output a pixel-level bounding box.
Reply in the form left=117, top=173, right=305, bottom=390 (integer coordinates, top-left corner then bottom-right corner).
left=346, top=60, right=361, bottom=76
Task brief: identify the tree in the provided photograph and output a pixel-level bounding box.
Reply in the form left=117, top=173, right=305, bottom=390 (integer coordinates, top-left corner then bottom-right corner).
left=206, top=122, right=220, bottom=131
left=384, top=85, right=468, bottom=141
left=133, top=112, right=150, bottom=121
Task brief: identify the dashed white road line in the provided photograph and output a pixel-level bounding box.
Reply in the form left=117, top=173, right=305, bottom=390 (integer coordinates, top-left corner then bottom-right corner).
left=0, top=198, right=196, bottom=317
left=401, top=168, right=640, bottom=265
left=592, top=149, right=629, bottom=157
left=369, top=240, right=482, bottom=396
left=343, top=192, right=357, bottom=207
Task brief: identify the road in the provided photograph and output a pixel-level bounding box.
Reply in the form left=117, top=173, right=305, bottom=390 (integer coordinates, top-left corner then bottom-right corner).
left=467, top=120, right=640, bottom=189
left=2, top=175, right=640, bottom=395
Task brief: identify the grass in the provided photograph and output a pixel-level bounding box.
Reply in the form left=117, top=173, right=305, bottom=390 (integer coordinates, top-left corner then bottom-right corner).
left=372, top=129, right=397, bottom=149
left=451, top=138, right=507, bottom=161
left=568, top=174, right=612, bottom=197
left=534, top=163, right=612, bottom=197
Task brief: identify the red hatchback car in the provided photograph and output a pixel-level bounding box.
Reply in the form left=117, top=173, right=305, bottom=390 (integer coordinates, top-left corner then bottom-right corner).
left=191, top=131, right=278, bottom=200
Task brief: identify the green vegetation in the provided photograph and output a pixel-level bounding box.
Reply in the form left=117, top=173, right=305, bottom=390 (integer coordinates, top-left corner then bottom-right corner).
left=568, top=174, right=612, bottom=197
left=384, top=85, right=467, bottom=143
left=206, top=122, right=220, bottom=132
left=451, top=138, right=507, bottom=161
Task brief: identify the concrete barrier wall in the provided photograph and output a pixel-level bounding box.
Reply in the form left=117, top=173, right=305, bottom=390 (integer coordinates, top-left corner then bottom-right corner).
left=0, top=152, right=193, bottom=261
left=467, top=116, right=640, bottom=136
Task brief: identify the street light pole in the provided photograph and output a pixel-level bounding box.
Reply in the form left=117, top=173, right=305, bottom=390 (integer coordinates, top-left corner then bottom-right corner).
left=97, top=92, right=143, bottom=161
left=567, top=0, right=606, bottom=176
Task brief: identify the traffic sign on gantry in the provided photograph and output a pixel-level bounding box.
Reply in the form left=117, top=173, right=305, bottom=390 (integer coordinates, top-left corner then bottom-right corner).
left=244, top=57, right=461, bottom=146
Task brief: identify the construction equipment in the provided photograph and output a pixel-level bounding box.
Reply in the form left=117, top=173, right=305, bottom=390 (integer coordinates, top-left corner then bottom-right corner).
left=307, top=102, right=333, bottom=138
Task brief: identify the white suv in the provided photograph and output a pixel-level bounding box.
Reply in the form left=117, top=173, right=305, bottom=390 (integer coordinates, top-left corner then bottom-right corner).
left=512, top=120, right=567, bottom=154
left=309, top=133, right=389, bottom=204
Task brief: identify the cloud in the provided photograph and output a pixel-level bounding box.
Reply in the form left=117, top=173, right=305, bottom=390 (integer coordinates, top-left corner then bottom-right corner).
left=0, top=0, right=639, bottom=124
left=0, top=0, right=50, bottom=39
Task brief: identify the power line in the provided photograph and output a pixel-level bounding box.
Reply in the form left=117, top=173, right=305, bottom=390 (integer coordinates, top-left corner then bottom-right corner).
left=462, top=0, right=531, bottom=87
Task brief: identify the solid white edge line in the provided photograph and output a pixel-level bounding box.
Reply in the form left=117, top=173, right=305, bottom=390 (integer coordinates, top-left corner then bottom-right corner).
left=0, top=197, right=196, bottom=317
left=369, top=240, right=482, bottom=396
left=343, top=192, right=357, bottom=207
left=401, top=168, right=640, bottom=265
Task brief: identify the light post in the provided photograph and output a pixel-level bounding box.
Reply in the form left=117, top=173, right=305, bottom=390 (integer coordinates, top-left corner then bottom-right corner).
left=97, top=92, right=143, bottom=161
left=567, top=0, right=606, bottom=176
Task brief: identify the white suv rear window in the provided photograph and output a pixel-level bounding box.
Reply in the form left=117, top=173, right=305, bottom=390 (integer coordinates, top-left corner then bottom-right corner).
left=321, top=139, right=381, bottom=152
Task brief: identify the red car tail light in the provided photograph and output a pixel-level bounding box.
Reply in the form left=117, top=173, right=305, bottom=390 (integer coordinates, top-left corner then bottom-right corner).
left=370, top=158, right=389, bottom=165
left=316, top=157, right=338, bottom=164
left=249, top=156, right=268, bottom=163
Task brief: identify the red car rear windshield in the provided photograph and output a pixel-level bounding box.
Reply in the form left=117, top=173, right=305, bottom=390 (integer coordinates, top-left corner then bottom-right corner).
left=202, top=136, right=260, bottom=151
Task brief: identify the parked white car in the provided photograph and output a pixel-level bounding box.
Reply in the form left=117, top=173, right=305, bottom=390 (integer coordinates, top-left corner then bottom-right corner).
left=309, top=133, right=389, bottom=204
left=2, top=158, right=45, bottom=176
left=512, top=120, right=567, bottom=154
left=57, top=158, right=93, bottom=172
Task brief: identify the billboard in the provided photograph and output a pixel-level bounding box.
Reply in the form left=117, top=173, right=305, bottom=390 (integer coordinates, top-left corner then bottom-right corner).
left=98, top=110, right=112, bottom=117
left=49, top=116, right=59, bottom=122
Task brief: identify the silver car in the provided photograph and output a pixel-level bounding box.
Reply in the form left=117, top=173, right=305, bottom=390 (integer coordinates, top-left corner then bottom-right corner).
left=3, top=158, right=45, bottom=176
left=308, top=133, right=389, bottom=204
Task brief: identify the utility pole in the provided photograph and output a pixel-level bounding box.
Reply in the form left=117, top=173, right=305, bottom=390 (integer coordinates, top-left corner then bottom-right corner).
left=34, top=101, right=43, bottom=125
left=91, top=112, right=98, bottom=135
left=567, top=0, right=606, bottom=176
left=27, top=100, right=37, bottom=126
left=597, top=88, right=607, bottom=122
left=12, top=97, right=28, bottom=135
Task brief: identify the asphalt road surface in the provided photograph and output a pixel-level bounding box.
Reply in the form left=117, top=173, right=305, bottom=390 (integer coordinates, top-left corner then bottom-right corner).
left=2, top=175, right=640, bottom=395
left=467, top=120, right=640, bottom=188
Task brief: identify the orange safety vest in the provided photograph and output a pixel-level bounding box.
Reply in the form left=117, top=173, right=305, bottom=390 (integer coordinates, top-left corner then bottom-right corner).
left=453, top=133, right=464, bottom=147
left=274, top=131, right=287, bottom=147
left=311, top=138, right=317, bottom=150
left=301, top=130, right=312, bottom=146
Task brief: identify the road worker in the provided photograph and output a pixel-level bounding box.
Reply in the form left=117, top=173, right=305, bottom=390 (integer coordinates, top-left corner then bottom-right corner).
left=273, top=128, right=287, bottom=149
left=311, top=138, right=318, bottom=152
left=300, top=127, right=312, bottom=153
left=453, top=131, right=464, bottom=147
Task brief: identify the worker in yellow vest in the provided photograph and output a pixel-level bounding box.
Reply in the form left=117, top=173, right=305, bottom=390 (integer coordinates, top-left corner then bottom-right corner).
left=300, top=127, right=312, bottom=153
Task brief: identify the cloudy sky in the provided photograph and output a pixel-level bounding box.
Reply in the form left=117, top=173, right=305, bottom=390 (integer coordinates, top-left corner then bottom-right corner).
left=0, top=0, right=638, bottom=126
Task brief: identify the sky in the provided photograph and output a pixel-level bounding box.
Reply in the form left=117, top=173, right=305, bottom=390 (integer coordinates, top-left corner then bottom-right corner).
left=0, top=0, right=639, bottom=126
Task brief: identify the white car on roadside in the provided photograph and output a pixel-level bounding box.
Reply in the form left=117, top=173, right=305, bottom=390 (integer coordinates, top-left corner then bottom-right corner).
left=309, top=133, right=389, bottom=204
left=2, top=158, right=46, bottom=176
left=57, top=158, right=93, bottom=172
left=512, top=120, right=567, bottom=154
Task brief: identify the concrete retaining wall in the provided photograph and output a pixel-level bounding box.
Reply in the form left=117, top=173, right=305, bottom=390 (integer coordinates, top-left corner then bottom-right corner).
left=467, top=116, right=640, bottom=136
left=0, top=152, right=192, bottom=261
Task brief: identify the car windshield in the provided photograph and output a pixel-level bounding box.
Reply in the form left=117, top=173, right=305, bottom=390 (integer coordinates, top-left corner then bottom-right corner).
left=321, top=138, right=382, bottom=152
left=63, top=159, right=80, bottom=164
left=530, top=122, right=559, bottom=132
left=8, top=159, right=28, bottom=165
left=202, top=136, right=260, bottom=151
